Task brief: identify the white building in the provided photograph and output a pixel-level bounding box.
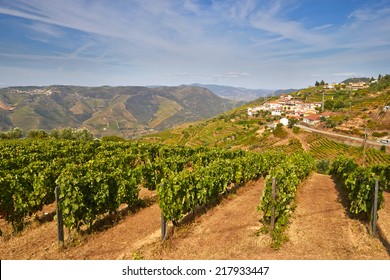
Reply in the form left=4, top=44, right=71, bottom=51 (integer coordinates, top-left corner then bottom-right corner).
left=280, top=117, right=289, bottom=126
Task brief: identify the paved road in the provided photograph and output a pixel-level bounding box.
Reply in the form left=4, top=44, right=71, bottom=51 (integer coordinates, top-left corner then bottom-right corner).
left=295, top=124, right=387, bottom=147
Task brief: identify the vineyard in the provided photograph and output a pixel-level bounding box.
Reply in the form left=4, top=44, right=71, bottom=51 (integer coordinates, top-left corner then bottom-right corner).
left=0, top=139, right=303, bottom=233
left=305, top=133, right=390, bottom=166
left=329, top=156, right=390, bottom=220
left=1, top=138, right=389, bottom=259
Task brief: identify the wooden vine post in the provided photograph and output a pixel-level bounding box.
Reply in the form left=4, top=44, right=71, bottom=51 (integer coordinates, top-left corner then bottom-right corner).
left=55, top=186, right=65, bottom=246
left=161, top=212, right=167, bottom=241
left=371, top=179, right=379, bottom=236
left=270, top=177, right=276, bottom=232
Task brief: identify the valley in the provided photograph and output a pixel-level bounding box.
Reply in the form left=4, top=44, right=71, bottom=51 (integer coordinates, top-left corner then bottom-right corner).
left=0, top=85, right=241, bottom=138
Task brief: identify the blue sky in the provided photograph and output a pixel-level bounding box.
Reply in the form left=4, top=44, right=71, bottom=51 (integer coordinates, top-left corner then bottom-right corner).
left=0, top=0, right=389, bottom=89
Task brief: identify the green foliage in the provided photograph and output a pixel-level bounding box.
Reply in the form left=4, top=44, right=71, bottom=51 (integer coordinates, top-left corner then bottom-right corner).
left=27, top=129, right=48, bottom=139
left=0, top=127, right=24, bottom=139
left=292, top=126, right=300, bottom=134
left=329, top=156, right=389, bottom=220
left=324, top=99, right=347, bottom=111
left=157, top=150, right=282, bottom=222
left=101, top=135, right=126, bottom=142
left=287, top=118, right=299, bottom=129
left=259, top=152, right=316, bottom=248
left=316, top=159, right=331, bottom=174
left=372, top=131, right=388, bottom=138
left=306, top=133, right=390, bottom=166
left=0, top=139, right=103, bottom=230
left=56, top=159, right=139, bottom=230
left=371, top=74, right=390, bottom=91
left=273, top=124, right=288, bottom=139
left=55, top=128, right=94, bottom=141
left=0, top=139, right=288, bottom=232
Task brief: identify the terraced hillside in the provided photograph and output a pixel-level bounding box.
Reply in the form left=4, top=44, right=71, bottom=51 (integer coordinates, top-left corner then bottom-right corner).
left=0, top=85, right=240, bottom=137
left=142, top=76, right=390, bottom=166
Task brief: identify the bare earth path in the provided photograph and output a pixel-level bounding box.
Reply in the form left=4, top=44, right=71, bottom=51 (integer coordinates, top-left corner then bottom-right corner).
left=1, top=174, right=389, bottom=259
left=0, top=190, right=162, bottom=260
left=378, top=191, right=390, bottom=251
left=282, top=173, right=389, bottom=259
left=139, top=174, right=390, bottom=260
left=138, top=180, right=269, bottom=259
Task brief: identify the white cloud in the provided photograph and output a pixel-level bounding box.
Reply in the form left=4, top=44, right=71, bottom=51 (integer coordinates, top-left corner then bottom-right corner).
left=348, top=6, right=390, bottom=22
left=0, top=0, right=389, bottom=89
left=29, top=22, right=63, bottom=37
left=311, top=24, right=333, bottom=31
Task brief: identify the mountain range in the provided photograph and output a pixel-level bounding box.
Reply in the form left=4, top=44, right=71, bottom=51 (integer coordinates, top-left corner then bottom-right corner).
left=189, top=84, right=274, bottom=101
left=0, top=85, right=241, bottom=138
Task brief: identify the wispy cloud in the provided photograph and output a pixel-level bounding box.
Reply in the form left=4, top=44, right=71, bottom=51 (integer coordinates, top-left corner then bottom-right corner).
left=0, top=0, right=389, bottom=88
left=348, top=6, right=390, bottom=21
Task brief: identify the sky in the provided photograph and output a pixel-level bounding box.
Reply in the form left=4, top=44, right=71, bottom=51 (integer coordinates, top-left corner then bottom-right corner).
left=0, top=0, right=389, bottom=89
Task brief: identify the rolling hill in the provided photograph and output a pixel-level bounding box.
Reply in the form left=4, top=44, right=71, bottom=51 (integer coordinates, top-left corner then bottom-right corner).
left=0, top=85, right=241, bottom=138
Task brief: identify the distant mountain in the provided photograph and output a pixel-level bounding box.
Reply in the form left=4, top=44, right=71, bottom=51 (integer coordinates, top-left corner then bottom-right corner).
left=190, top=83, right=274, bottom=102
left=0, top=85, right=240, bottom=138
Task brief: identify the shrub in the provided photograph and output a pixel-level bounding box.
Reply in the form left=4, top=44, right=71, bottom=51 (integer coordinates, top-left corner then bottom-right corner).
left=292, top=126, right=300, bottom=134
left=273, top=124, right=288, bottom=139
left=316, top=159, right=330, bottom=174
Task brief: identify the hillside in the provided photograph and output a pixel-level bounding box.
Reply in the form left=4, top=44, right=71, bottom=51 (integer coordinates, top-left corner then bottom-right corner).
left=142, top=76, right=390, bottom=165
left=290, top=75, right=390, bottom=136
left=0, top=85, right=240, bottom=138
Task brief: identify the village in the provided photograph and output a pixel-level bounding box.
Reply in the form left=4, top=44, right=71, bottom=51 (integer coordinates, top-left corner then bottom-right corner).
left=247, top=94, right=326, bottom=127
left=246, top=80, right=378, bottom=128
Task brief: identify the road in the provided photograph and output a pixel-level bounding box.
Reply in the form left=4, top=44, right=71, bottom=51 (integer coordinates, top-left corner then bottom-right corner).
left=295, top=124, right=387, bottom=147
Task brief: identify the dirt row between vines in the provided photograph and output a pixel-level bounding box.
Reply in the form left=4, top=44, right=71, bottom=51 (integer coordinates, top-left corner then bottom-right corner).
left=138, top=173, right=389, bottom=259
left=1, top=173, right=389, bottom=259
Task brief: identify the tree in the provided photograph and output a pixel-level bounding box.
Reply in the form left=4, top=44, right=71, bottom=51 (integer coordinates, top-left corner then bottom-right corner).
left=8, top=127, right=24, bottom=139
left=74, top=128, right=93, bottom=141
left=287, top=118, right=299, bottom=129
left=49, top=129, right=60, bottom=139
left=59, top=128, right=74, bottom=140
left=315, top=81, right=320, bottom=87
left=324, top=99, right=334, bottom=111
left=27, top=129, right=48, bottom=139
left=0, top=131, right=9, bottom=139
left=273, top=123, right=288, bottom=138
left=333, top=100, right=346, bottom=110
left=320, top=80, right=325, bottom=86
